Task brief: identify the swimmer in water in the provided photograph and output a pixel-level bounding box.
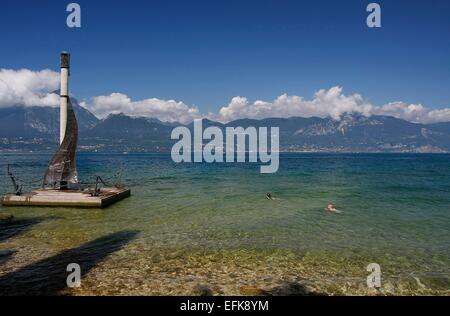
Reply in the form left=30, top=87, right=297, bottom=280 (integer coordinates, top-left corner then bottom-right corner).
left=325, top=202, right=338, bottom=213
left=266, top=192, right=273, bottom=200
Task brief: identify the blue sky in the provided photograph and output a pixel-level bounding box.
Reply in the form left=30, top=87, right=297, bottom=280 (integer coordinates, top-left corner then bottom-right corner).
left=1, top=0, right=450, bottom=122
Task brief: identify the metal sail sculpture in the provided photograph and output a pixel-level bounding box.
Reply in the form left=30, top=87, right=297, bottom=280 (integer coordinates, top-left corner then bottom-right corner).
left=43, top=52, right=79, bottom=189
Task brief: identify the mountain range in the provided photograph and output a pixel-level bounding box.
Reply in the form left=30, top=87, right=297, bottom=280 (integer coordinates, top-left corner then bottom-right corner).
left=1, top=100, right=449, bottom=153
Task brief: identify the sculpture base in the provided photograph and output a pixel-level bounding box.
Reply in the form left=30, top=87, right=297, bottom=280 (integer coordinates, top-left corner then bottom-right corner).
left=1, top=187, right=130, bottom=208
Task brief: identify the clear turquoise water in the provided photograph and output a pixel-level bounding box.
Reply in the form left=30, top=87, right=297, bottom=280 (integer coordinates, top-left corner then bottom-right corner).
left=0, top=153, right=449, bottom=295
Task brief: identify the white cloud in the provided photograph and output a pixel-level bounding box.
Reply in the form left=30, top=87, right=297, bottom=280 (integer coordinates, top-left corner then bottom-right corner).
left=426, top=108, right=450, bottom=124
left=1, top=68, right=449, bottom=124
left=81, top=93, right=201, bottom=124
left=213, top=87, right=450, bottom=124
left=214, top=87, right=374, bottom=122
left=0, top=69, right=60, bottom=107
left=376, top=103, right=450, bottom=124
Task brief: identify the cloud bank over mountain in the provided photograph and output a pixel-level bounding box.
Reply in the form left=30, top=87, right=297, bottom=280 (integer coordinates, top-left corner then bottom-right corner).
left=84, top=87, right=450, bottom=124
left=214, top=87, right=373, bottom=122
left=80, top=93, right=201, bottom=124
left=0, top=69, right=60, bottom=107
left=213, top=87, right=450, bottom=124
left=1, top=68, right=450, bottom=124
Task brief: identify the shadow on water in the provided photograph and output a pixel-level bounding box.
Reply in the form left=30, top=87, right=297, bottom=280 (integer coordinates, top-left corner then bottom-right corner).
left=267, top=281, right=327, bottom=296
left=0, top=217, right=43, bottom=243
left=228, top=282, right=327, bottom=296
left=0, top=250, right=16, bottom=265
left=0, top=230, right=139, bottom=296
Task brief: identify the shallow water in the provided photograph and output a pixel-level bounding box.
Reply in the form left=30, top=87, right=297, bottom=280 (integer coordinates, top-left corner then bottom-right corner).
left=0, top=153, right=449, bottom=295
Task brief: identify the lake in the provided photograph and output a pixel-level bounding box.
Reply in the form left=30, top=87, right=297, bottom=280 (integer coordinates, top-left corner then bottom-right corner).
left=0, top=153, right=449, bottom=295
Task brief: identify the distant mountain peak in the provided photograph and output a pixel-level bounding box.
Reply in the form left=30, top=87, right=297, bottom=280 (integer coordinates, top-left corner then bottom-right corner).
left=1, top=109, right=450, bottom=153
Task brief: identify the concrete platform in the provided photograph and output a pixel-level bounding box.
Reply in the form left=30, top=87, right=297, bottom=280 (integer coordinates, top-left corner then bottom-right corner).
left=1, top=187, right=131, bottom=208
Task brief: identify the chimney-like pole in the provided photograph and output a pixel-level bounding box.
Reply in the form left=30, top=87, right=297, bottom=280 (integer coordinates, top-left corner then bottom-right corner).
left=60, top=52, right=70, bottom=144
